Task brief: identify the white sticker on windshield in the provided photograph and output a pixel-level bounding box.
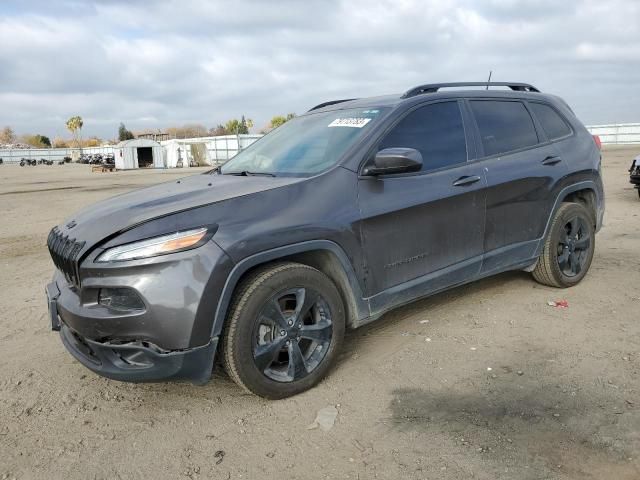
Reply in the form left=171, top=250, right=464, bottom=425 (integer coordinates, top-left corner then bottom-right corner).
left=328, top=118, right=372, bottom=128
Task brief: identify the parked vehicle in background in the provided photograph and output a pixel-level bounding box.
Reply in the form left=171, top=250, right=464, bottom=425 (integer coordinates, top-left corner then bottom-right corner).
left=46, top=82, right=604, bottom=398
left=629, top=155, right=640, bottom=199
left=88, top=154, right=104, bottom=165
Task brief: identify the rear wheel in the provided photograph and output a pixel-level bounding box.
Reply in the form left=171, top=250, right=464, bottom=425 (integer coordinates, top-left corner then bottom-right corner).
left=222, top=262, right=345, bottom=399
left=532, top=202, right=595, bottom=288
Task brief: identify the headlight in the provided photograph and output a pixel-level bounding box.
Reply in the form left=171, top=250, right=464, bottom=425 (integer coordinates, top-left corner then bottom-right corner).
left=96, top=228, right=208, bottom=262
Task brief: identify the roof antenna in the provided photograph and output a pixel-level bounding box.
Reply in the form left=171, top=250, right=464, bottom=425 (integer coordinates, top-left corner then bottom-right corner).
left=486, top=70, right=492, bottom=90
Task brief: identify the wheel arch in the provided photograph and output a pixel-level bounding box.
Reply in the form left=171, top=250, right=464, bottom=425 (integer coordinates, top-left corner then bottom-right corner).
left=211, top=241, right=369, bottom=339
left=562, top=188, right=598, bottom=227
left=534, top=181, right=601, bottom=258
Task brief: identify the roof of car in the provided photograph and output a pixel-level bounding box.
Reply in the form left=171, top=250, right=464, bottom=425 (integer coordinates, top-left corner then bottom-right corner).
left=307, top=82, right=554, bottom=114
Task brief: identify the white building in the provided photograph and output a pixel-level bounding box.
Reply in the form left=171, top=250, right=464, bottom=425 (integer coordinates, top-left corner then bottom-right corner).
left=160, top=134, right=263, bottom=168
left=114, top=138, right=164, bottom=169
left=163, top=139, right=191, bottom=168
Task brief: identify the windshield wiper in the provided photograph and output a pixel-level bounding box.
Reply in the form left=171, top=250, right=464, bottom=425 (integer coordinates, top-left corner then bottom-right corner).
left=225, top=170, right=276, bottom=177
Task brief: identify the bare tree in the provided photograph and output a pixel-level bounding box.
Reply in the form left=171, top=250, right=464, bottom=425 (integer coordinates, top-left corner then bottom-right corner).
left=166, top=124, right=208, bottom=139
left=0, top=126, right=16, bottom=144
left=209, top=124, right=228, bottom=136
left=53, top=137, right=69, bottom=148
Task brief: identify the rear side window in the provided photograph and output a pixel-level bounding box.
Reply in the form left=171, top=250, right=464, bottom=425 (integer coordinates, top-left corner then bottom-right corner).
left=378, top=101, right=467, bottom=172
left=529, top=102, right=572, bottom=140
left=470, top=100, right=539, bottom=156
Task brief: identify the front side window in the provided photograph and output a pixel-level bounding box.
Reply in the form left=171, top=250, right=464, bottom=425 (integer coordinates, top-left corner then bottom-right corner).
left=529, top=102, right=572, bottom=140
left=221, top=107, right=389, bottom=177
left=378, top=101, right=467, bottom=172
left=470, top=100, right=539, bottom=156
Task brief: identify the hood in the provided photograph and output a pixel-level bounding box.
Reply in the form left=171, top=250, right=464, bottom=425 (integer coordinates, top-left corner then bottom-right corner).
left=56, top=172, right=303, bottom=250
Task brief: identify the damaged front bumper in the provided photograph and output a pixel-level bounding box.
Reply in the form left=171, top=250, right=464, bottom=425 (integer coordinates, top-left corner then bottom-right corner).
left=59, top=323, right=217, bottom=384
left=45, top=239, right=233, bottom=384
left=47, top=277, right=218, bottom=384
left=47, top=276, right=218, bottom=384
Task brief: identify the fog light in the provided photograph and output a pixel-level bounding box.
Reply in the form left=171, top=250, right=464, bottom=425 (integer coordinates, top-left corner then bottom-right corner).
left=98, top=288, right=145, bottom=311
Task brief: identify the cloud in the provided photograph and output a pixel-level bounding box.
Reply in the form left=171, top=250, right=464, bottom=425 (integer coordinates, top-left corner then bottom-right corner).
left=0, top=0, right=638, bottom=139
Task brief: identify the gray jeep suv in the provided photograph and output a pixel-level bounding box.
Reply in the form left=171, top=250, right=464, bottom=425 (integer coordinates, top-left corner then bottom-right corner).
left=46, top=82, right=604, bottom=398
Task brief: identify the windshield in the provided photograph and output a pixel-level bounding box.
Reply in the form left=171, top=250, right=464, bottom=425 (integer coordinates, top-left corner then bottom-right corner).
left=221, top=107, right=389, bottom=176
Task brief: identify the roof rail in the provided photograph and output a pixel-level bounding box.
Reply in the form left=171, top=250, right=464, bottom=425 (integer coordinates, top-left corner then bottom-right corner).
left=308, top=98, right=357, bottom=112
left=401, top=82, right=540, bottom=99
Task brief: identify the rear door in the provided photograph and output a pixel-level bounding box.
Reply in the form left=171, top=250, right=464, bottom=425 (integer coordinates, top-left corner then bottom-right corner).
left=467, top=99, right=568, bottom=274
left=357, top=100, right=487, bottom=304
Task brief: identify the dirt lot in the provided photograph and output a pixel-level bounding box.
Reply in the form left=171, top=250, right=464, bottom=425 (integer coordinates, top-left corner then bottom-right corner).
left=1, top=148, right=639, bottom=480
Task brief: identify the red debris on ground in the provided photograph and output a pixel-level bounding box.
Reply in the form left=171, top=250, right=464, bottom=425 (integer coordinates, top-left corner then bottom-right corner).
left=547, top=300, right=569, bottom=308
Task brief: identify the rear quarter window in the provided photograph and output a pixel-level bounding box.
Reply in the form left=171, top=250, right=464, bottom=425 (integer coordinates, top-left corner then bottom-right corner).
left=529, top=102, right=572, bottom=140
left=470, top=100, right=539, bottom=157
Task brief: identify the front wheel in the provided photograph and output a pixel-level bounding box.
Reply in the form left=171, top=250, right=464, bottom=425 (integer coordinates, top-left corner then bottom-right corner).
left=222, top=262, right=345, bottom=399
left=532, top=202, right=595, bottom=288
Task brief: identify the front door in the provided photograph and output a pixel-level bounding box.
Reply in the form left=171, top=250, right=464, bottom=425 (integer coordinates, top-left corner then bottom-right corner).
left=357, top=100, right=487, bottom=310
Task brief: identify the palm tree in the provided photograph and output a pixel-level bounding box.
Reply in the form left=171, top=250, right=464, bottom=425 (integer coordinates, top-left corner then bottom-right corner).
left=66, top=116, right=83, bottom=150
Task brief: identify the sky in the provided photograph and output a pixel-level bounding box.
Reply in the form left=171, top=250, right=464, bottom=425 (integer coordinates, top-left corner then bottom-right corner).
left=0, top=0, right=639, bottom=140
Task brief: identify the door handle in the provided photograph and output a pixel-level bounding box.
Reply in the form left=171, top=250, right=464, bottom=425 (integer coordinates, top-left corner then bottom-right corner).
left=542, top=155, right=562, bottom=165
left=452, top=175, right=481, bottom=187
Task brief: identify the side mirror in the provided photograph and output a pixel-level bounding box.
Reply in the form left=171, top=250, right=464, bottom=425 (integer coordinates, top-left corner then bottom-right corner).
left=363, top=148, right=423, bottom=176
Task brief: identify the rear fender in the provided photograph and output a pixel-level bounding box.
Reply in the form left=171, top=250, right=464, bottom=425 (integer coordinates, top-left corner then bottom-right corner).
left=534, top=180, right=602, bottom=257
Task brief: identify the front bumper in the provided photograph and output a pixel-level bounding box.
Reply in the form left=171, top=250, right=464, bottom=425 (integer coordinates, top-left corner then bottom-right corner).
left=59, top=323, right=217, bottom=384
left=47, top=239, right=233, bottom=383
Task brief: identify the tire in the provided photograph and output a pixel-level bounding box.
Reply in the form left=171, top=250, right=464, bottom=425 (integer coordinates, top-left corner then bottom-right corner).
left=222, top=262, right=345, bottom=399
left=532, top=202, right=595, bottom=288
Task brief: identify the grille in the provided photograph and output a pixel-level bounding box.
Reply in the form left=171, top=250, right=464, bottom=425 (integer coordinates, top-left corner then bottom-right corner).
left=47, top=226, right=86, bottom=287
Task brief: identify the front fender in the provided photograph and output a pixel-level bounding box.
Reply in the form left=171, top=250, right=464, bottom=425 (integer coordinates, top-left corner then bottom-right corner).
left=210, top=240, right=369, bottom=339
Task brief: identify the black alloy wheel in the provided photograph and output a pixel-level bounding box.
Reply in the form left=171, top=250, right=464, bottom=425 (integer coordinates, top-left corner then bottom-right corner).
left=532, top=202, right=595, bottom=288
left=556, top=215, right=591, bottom=277
left=253, top=287, right=333, bottom=382
left=222, top=262, right=345, bottom=399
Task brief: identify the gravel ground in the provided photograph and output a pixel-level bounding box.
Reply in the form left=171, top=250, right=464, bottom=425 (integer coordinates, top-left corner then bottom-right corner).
left=1, top=148, right=639, bottom=480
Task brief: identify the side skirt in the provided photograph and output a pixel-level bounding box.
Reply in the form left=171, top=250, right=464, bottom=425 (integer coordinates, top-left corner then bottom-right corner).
left=353, top=248, right=539, bottom=329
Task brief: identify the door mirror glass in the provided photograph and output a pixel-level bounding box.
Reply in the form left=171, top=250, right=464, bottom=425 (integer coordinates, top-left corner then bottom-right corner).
left=364, top=148, right=423, bottom=176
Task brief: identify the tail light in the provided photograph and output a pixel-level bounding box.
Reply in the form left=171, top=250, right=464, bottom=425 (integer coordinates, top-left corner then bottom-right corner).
left=592, top=135, right=602, bottom=150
